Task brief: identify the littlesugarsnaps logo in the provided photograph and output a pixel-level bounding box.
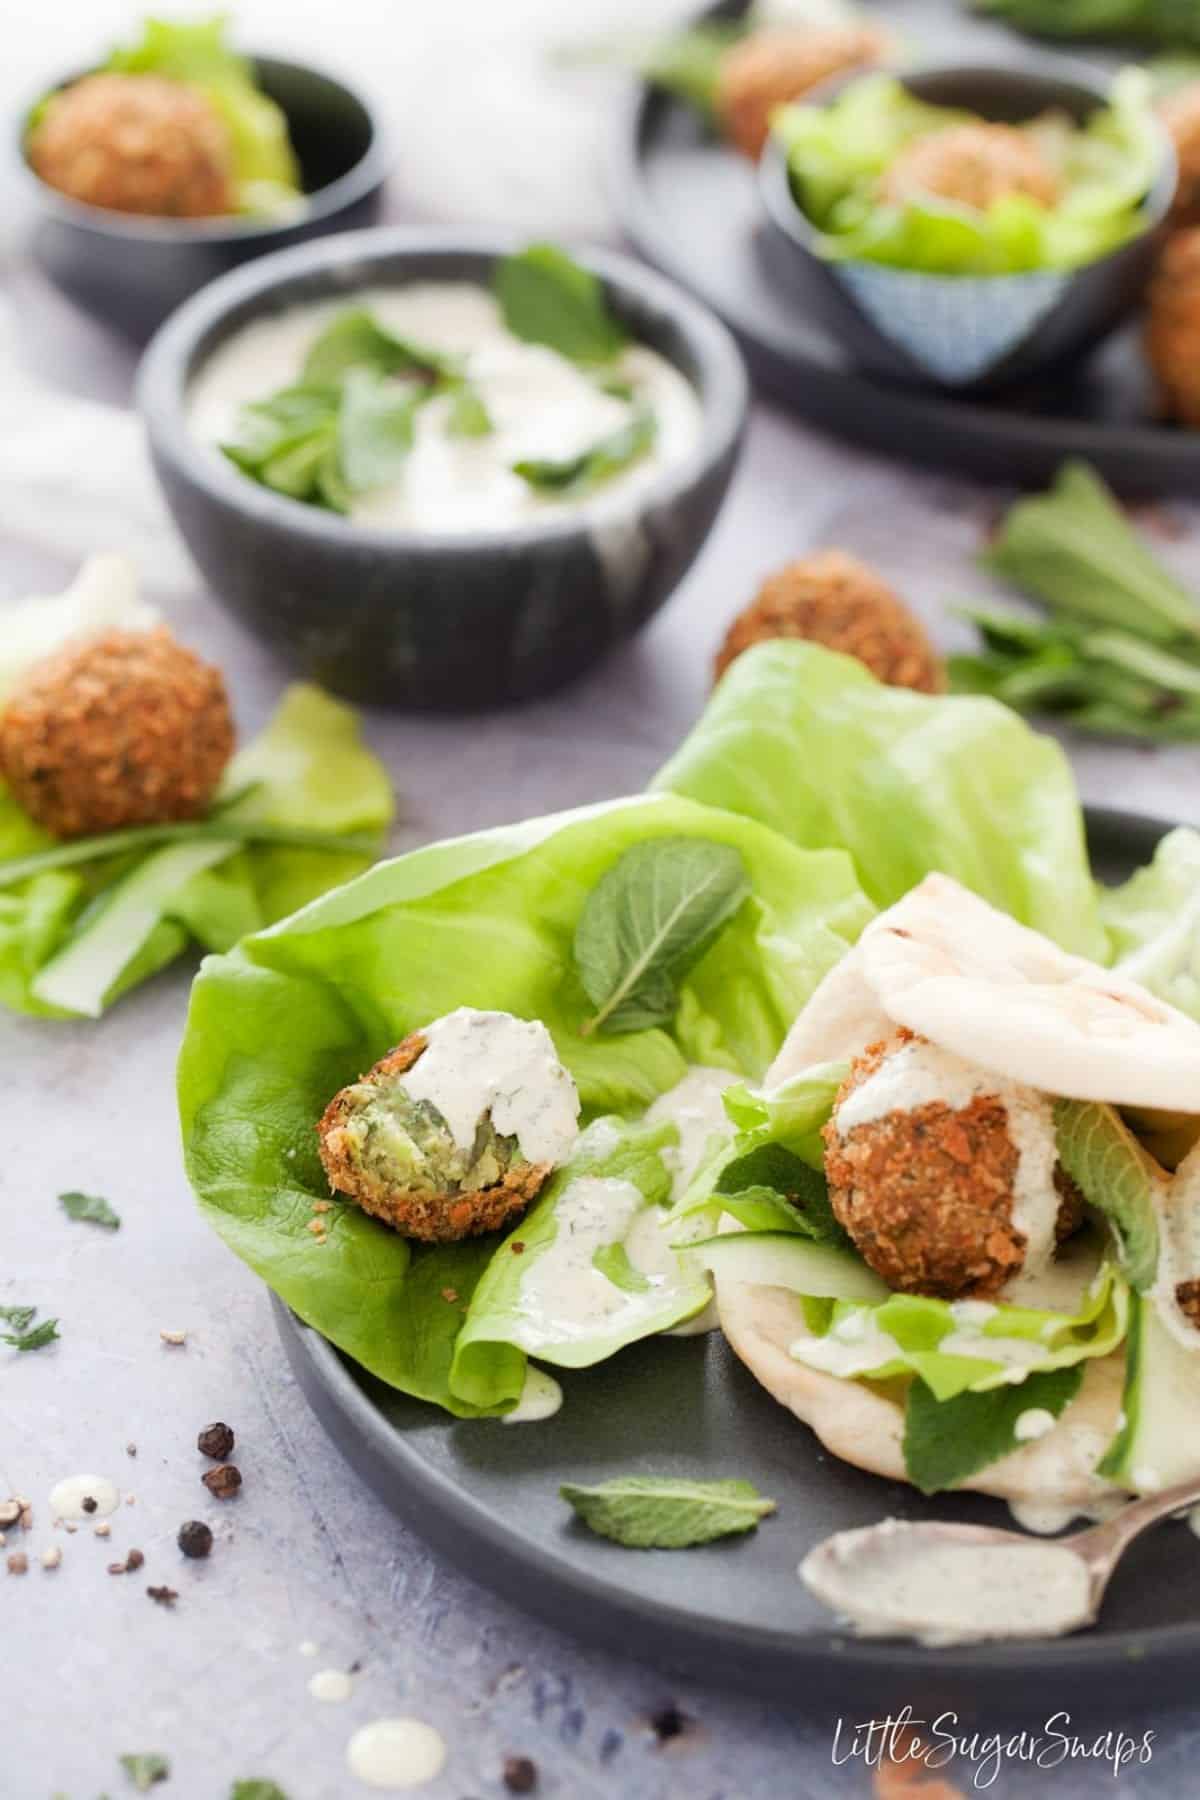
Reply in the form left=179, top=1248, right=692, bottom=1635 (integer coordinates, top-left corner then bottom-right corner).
left=830, top=1708, right=1155, bottom=1789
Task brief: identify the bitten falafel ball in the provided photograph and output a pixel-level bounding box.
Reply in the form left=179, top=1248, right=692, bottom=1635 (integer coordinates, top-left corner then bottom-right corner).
left=1146, top=228, right=1200, bottom=427
left=880, top=123, right=1060, bottom=212
left=714, top=551, right=945, bottom=693
left=28, top=72, right=234, bottom=217
left=318, top=1032, right=558, bottom=1243
left=0, top=627, right=234, bottom=838
left=1161, top=82, right=1200, bottom=226
left=822, top=1030, right=1084, bottom=1300
left=716, top=26, right=888, bottom=161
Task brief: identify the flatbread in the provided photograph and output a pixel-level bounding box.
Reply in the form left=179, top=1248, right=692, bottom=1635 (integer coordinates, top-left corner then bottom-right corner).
left=718, top=1274, right=1127, bottom=1506
left=769, top=873, right=1200, bottom=1112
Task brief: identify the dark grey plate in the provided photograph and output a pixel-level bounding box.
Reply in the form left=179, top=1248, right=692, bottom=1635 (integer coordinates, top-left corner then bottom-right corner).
left=616, top=0, right=1200, bottom=492
left=275, top=806, right=1200, bottom=1716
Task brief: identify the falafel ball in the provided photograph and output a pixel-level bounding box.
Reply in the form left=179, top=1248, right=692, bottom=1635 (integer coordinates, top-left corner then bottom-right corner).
left=317, top=1032, right=556, bottom=1243
left=1161, top=82, right=1200, bottom=226
left=714, top=550, right=945, bottom=693
left=27, top=72, right=234, bottom=218
left=1146, top=227, right=1200, bottom=427
left=0, top=627, right=234, bottom=839
left=822, top=1030, right=1084, bottom=1300
left=880, top=123, right=1060, bottom=212
left=716, top=26, right=888, bottom=161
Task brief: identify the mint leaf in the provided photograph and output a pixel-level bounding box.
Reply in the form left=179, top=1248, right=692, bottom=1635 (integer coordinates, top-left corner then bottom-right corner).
left=494, top=243, right=628, bottom=362
left=445, top=383, right=493, bottom=439
left=592, top=1242, right=651, bottom=1293
left=0, top=1304, right=36, bottom=1332
left=574, top=837, right=750, bottom=1036
left=715, top=1143, right=851, bottom=1248
left=59, top=1190, right=120, bottom=1230
left=561, top=1475, right=776, bottom=1547
left=1054, top=1100, right=1161, bottom=1291
left=2, top=1314, right=58, bottom=1352
left=986, top=461, right=1200, bottom=645
left=302, top=308, right=458, bottom=384
left=513, top=407, right=656, bottom=498
left=231, top=1783, right=289, bottom=1800
left=903, top=1365, right=1083, bottom=1495
left=336, top=370, right=426, bottom=493
left=119, top=1753, right=169, bottom=1792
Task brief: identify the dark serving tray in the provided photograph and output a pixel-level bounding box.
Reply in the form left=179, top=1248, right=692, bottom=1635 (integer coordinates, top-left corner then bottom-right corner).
left=275, top=807, right=1200, bottom=1718
left=615, top=0, right=1200, bottom=493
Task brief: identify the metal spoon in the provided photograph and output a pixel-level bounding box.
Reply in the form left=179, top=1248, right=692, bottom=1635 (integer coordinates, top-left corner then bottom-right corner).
left=801, top=1475, right=1200, bottom=1645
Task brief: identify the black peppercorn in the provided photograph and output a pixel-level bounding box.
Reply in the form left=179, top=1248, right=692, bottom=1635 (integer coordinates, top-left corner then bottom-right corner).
left=201, top=1463, right=242, bottom=1500
left=502, top=1755, right=538, bottom=1793
left=81, top=1495, right=97, bottom=1515
left=125, top=1548, right=145, bottom=1571
left=177, top=1520, right=213, bottom=1559
left=197, top=1421, right=235, bottom=1461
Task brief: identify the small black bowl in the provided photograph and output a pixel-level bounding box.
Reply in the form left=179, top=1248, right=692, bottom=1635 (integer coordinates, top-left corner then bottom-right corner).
left=760, top=63, right=1177, bottom=394
left=19, top=56, right=389, bottom=342
left=137, top=228, right=748, bottom=710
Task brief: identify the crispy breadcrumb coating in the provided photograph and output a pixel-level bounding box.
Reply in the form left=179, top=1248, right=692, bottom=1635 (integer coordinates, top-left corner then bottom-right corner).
left=716, top=25, right=888, bottom=161
left=714, top=551, right=945, bottom=693
left=1146, top=227, right=1200, bottom=426
left=28, top=72, right=234, bottom=217
left=317, top=1034, right=552, bottom=1243
left=822, top=1031, right=1083, bottom=1300
left=1161, top=82, right=1200, bottom=226
left=880, top=123, right=1060, bottom=212
left=0, top=627, right=234, bottom=838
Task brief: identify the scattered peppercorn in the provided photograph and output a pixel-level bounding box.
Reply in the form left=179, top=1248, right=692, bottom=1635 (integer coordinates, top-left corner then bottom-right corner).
left=502, top=1755, right=538, bottom=1794
left=177, top=1520, right=213, bottom=1559
left=81, top=1495, right=98, bottom=1514
left=126, top=1442, right=138, bottom=1457
left=146, top=1585, right=178, bottom=1606
left=7, top=1552, right=28, bottom=1575
left=201, top=1464, right=241, bottom=1500
left=197, top=1421, right=235, bottom=1461
left=648, top=1704, right=693, bottom=1745
left=127, top=1548, right=145, bottom=1571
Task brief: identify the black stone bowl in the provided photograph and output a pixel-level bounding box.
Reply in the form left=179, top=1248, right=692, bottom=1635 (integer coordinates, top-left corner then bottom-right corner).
left=137, top=229, right=748, bottom=709
left=759, top=64, right=1177, bottom=394
left=19, top=56, right=389, bottom=342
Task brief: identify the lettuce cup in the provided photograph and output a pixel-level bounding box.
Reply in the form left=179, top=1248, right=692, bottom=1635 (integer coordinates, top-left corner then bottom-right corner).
left=760, top=63, right=1175, bottom=391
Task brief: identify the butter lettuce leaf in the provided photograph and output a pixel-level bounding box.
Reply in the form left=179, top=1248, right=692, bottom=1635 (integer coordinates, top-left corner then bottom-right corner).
left=178, top=793, right=871, bottom=1408
left=450, top=1116, right=707, bottom=1410
left=777, top=69, right=1161, bottom=275
left=103, top=16, right=301, bottom=215
left=1099, top=826, right=1200, bottom=1023
left=790, top=1251, right=1128, bottom=1399
left=1, top=685, right=392, bottom=1018
left=654, top=639, right=1106, bottom=958
left=904, top=1365, right=1084, bottom=1495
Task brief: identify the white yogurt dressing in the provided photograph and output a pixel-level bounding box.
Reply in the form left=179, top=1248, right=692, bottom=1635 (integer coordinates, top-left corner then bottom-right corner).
left=835, top=1035, right=1062, bottom=1277
left=1007, top=1494, right=1126, bottom=1535
left=644, top=1066, right=738, bottom=1336
left=801, top=1520, right=1094, bottom=1646
left=346, top=1718, right=446, bottom=1790
left=187, top=284, right=704, bottom=534
left=309, top=1668, right=354, bottom=1703
left=48, top=1473, right=119, bottom=1521
left=1014, top=1407, right=1058, bottom=1443
left=514, top=1175, right=679, bottom=1342
left=502, top=1363, right=563, bottom=1425
left=401, top=1008, right=579, bottom=1167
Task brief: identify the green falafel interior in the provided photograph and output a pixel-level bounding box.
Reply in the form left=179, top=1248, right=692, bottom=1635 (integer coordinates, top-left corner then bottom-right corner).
left=181, top=642, right=1200, bottom=1454
left=777, top=69, right=1162, bottom=275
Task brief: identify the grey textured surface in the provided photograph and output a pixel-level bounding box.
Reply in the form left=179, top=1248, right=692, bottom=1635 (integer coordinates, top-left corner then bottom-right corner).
left=4, top=4, right=1200, bottom=1793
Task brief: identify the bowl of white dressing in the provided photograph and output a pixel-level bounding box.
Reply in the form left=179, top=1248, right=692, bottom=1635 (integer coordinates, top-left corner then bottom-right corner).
left=138, top=228, right=748, bottom=708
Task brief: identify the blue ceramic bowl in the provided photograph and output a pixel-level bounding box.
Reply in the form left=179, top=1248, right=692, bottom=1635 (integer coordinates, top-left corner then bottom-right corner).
left=19, top=55, right=389, bottom=342
left=760, top=63, right=1177, bottom=393
left=137, top=228, right=748, bottom=710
